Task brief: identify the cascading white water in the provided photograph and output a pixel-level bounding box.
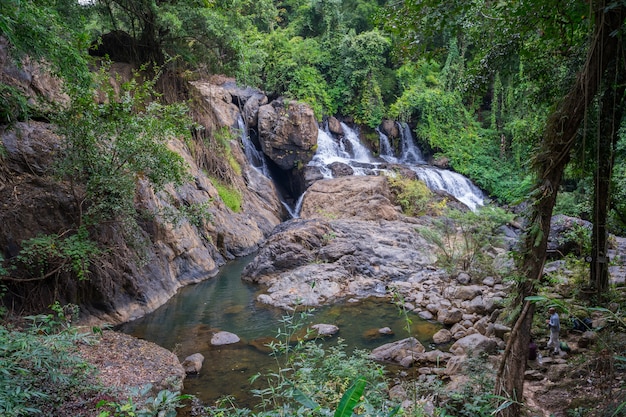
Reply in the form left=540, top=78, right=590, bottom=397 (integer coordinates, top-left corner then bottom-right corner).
left=411, top=166, right=484, bottom=211
left=398, top=122, right=425, bottom=164
left=309, top=127, right=376, bottom=176
left=340, top=122, right=372, bottom=162
left=376, top=127, right=397, bottom=164
left=282, top=192, right=306, bottom=219
left=238, top=115, right=270, bottom=177
left=309, top=121, right=484, bottom=211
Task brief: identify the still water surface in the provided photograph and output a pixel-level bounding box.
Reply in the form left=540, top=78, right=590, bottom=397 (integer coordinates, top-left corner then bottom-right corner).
left=119, top=255, right=441, bottom=406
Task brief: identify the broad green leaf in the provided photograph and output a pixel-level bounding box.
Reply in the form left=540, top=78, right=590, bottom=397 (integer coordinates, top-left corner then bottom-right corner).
left=334, top=376, right=367, bottom=417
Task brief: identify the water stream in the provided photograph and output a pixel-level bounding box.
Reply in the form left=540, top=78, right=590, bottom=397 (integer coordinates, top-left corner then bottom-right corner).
left=119, top=255, right=441, bottom=407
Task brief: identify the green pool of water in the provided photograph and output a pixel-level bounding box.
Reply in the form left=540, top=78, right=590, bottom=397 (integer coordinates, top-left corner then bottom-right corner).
left=118, top=255, right=441, bottom=407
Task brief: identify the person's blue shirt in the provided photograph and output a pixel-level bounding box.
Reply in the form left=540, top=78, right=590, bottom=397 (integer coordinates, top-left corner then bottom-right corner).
left=549, top=312, right=560, bottom=332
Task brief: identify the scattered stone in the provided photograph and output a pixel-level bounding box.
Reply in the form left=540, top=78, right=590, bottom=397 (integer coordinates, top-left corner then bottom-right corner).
left=449, top=334, right=498, bottom=357
left=524, top=369, right=544, bottom=381
left=418, top=310, right=434, bottom=320
left=432, top=329, right=452, bottom=344
left=456, top=272, right=471, bottom=284
left=578, top=330, right=597, bottom=348
left=369, top=337, right=426, bottom=367
left=437, top=308, right=464, bottom=325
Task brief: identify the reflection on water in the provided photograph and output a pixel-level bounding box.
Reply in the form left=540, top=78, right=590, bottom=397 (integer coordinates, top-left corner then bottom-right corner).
left=118, top=255, right=441, bottom=407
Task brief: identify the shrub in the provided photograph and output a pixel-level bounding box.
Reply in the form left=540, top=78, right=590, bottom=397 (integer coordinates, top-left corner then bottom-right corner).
left=387, top=175, right=436, bottom=216
left=0, top=308, right=99, bottom=416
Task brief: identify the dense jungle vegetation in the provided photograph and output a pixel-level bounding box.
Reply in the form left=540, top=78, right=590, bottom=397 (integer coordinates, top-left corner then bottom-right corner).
left=2, top=0, right=626, bottom=223
left=2, top=0, right=626, bottom=416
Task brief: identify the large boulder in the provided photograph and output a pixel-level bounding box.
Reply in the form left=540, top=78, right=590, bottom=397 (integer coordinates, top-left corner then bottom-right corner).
left=369, top=337, right=426, bottom=367
left=189, top=81, right=240, bottom=129
left=257, top=99, right=318, bottom=170
left=299, top=176, right=401, bottom=221
left=449, top=333, right=498, bottom=357
left=241, top=216, right=438, bottom=309
left=547, top=214, right=592, bottom=258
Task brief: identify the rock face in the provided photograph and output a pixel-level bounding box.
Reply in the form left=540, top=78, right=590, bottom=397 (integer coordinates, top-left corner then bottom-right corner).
left=257, top=99, right=318, bottom=171
left=0, top=54, right=284, bottom=324
left=256, top=98, right=318, bottom=196
left=242, top=215, right=439, bottom=309
left=547, top=214, right=592, bottom=258
left=299, top=176, right=401, bottom=221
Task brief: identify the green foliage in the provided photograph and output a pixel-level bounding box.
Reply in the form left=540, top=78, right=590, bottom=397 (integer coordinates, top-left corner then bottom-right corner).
left=55, top=65, right=191, bottom=228
left=15, top=227, right=100, bottom=281
left=0, top=0, right=92, bottom=88
left=0, top=311, right=98, bottom=416
left=96, top=385, right=191, bottom=417
left=437, top=356, right=505, bottom=417
left=418, top=206, right=514, bottom=275
left=387, top=175, right=437, bottom=217
left=210, top=307, right=395, bottom=417
left=210, top=178, right=242, bottom=213
left=160, top=200, right=214, bottom=229
left=0, top=83, right=30, bottom=124
left=339, top=29, right=391, bottom=126
left=287, top=66, right=335, bottom=120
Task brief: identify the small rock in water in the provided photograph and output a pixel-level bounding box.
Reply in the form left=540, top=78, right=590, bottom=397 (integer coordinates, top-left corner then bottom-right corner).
left=311, top=323, right=339, bottom=337
left=211, top=331, right=241, bottom=346
left=379, top=327, right=393, bottom=335
left=182, top=353, right=205, bottom=375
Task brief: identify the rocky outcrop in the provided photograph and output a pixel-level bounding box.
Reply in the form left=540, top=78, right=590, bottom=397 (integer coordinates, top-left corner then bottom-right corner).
left=257, top=99, right=317, bottom=171
left=299, top=176, right=401, bottom=221
left=0, top=53, right=284, bottom=323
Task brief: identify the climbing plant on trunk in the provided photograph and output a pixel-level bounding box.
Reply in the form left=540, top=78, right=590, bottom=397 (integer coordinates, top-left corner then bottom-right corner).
left=494, top=3, right=626, bottom=416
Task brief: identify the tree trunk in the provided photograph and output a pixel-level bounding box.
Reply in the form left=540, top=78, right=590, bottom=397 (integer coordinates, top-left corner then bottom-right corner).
left=494, top=3, right=625, bottom=416
left=591, top=62, right=626, bottom=295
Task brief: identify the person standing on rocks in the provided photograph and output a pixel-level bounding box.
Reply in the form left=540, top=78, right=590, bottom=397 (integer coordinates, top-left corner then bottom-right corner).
left=546, top=307, right=561, bottom=355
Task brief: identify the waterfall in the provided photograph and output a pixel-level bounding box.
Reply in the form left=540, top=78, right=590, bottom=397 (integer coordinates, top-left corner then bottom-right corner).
left=307, top=120, right=484, bottom=211
left=410, top=166, right=484, bottom=211
left=377, top=127, right=397, bottom=163
left=340, top=122, right=372, bottom=162
left=309, top=126, right=377, bottom=176
left=398, top=122, right=425, bottom=164
left=238, top=116, right=270, bottom=177
left=282, top=192, right=306, bottom=219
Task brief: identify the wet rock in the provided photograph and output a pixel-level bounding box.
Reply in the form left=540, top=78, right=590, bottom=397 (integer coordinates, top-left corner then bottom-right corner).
left=379, top=119, right=399, bottom=139
left=257, top=99, right=317, bottom=170
left=328, top=116, right=343, bottom=136
left=311, top=323, right=339, bottom=337
left=211, top=331, right=241, bottom=346
left=432, top=329, right=452, bottom=344
left=182, top=353, right=205, bottom=375
left=328, top=162, right=354, bottom=177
